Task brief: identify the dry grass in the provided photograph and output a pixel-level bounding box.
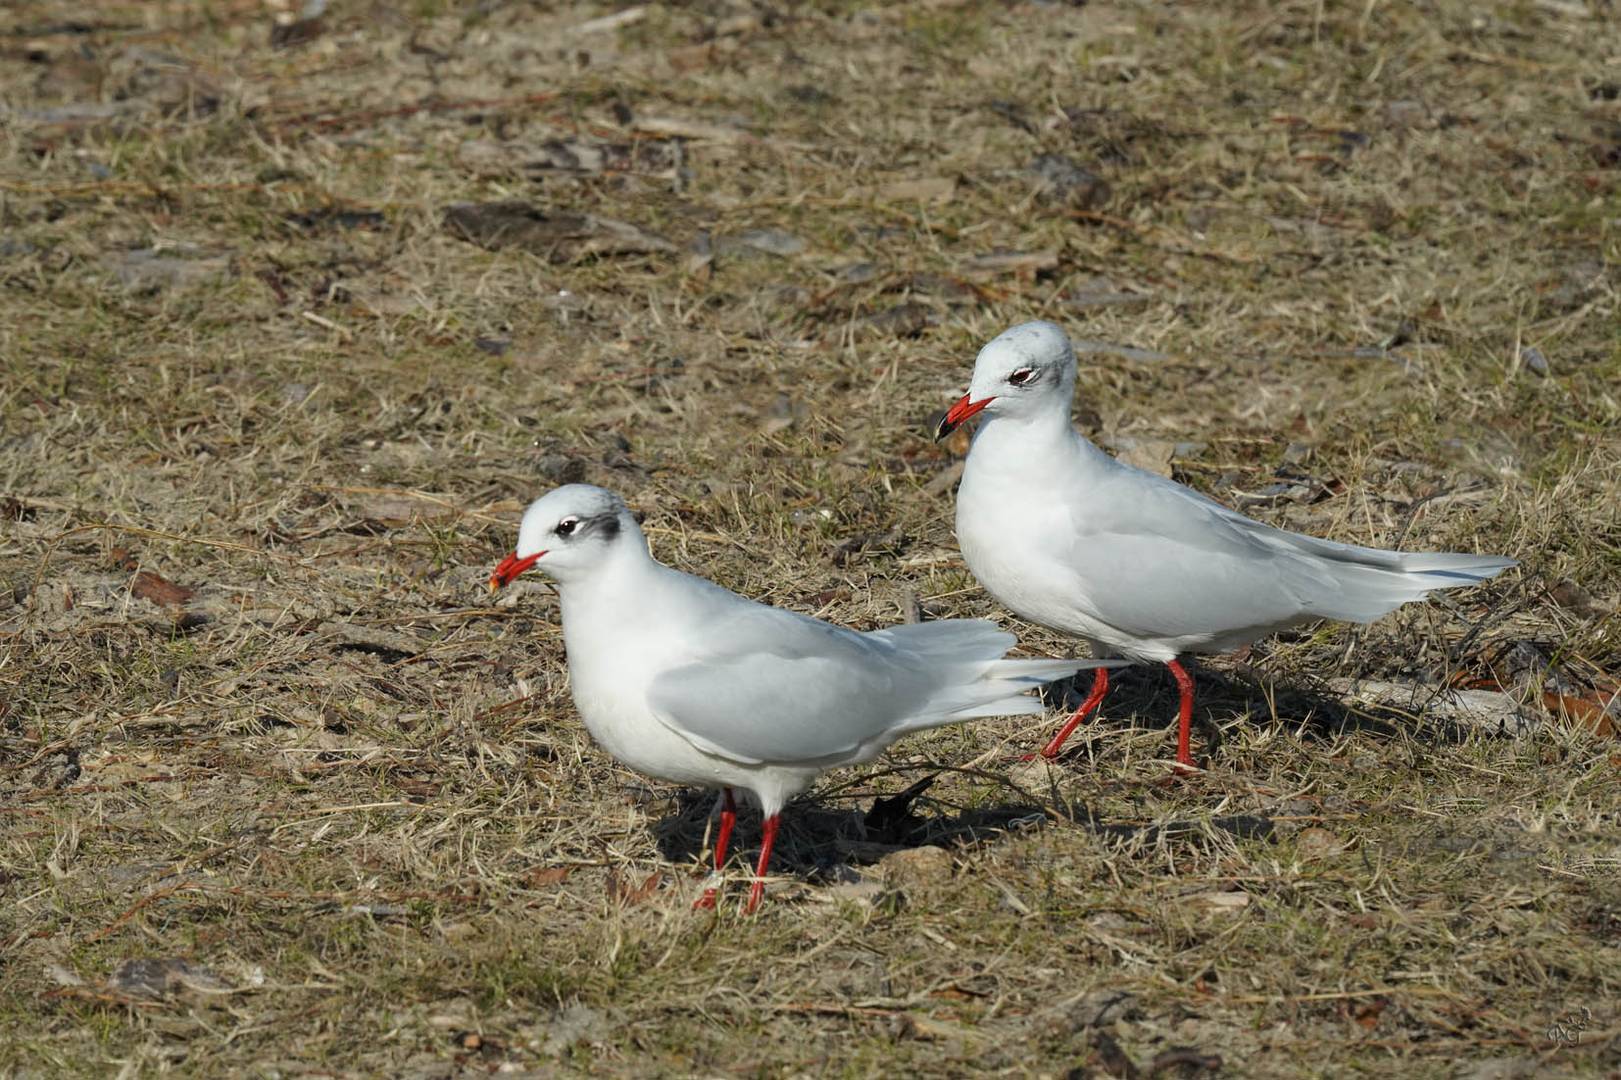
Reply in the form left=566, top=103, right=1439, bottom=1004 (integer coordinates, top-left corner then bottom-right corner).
left=2, top=0, right=1619, bottom=1075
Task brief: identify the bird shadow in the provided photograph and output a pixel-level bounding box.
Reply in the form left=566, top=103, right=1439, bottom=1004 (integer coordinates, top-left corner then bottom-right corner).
left=650, top=777, right=1053, bottom=886
left=1040, top=659, right=1485, bottom=766
left=650, top=764, right=1279, bottom=893
left=647, top=660, right=1495, bottom=894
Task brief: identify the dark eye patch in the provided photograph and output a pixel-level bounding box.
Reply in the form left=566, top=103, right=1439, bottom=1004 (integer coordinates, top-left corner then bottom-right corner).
left=555, top=512, right=620, bottom=542
left=1007, top=367, right=1039, bottom=387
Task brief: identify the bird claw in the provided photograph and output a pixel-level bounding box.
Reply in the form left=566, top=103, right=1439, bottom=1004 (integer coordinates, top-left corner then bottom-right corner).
left=1156, top=761, right=1201, bottom=786
left=691, top=871, right=725, bottom=911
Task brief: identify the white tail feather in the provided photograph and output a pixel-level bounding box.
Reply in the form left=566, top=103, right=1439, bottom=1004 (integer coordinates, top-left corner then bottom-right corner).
left=1281, top=538, right=1517, bottom=624
left=911, top=657, right=1125, bottom=729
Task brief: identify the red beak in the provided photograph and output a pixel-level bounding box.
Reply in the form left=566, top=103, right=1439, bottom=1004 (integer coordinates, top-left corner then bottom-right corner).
left=934, top=393, right=995, bottom=441
left=489, top=551, right=545, bottom=592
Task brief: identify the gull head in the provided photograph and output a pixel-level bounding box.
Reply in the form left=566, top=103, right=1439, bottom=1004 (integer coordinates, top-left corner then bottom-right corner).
left=490, top=484, right=637, bottom=590
left=935, top=320, right=1076, bottom=439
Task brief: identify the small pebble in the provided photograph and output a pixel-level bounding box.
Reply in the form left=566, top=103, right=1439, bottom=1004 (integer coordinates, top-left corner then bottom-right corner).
left=1518, top=345, right=1549, bottom=377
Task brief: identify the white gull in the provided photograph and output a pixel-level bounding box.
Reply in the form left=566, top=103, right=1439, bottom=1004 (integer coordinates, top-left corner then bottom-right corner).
left=936, top=320, right=1516, bottom=771
left=490, top=483, right=1125, bottom=912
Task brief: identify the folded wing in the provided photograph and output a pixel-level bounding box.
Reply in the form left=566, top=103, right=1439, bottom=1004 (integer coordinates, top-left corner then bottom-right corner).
left=647, top=609, right=1100, bottom=766
left=1039, top=459, right=1514, bottom=644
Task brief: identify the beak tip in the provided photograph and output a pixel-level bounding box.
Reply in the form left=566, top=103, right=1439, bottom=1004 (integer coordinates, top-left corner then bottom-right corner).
left=489, top=551, right=543, bottom=594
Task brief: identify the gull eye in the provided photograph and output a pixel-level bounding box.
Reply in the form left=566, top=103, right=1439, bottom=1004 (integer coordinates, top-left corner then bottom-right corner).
left=1007, top=367, right=1038, bottom=387
left=555, top=516, right=580, bottom=538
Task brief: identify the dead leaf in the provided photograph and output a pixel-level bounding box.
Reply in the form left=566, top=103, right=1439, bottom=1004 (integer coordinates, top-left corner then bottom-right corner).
left=803, top=586, right=852, bottom=608
left=108, top=957, right=232, bottom=1000
left=606, top=869, right=661, bottom=906
left=1147, top=1048, right=1223, bottom=1075
left=538, top=1003, right=607, bottom=1057
left=859, top=302, right=938, bottom=338
left=1110, top=436, right=1175, bottom=478
left=1063, top=278, right=1154, bottom=309
left=528, top=866, right=573, bottom=888
left=455, top=139, right=513, bottom=178
left=1549, top=578, right=1603, bottom=616
left=44, top=963, right=85, bottom=988
left=14, top=101, right=143, bottom=146
left=345, top=283, right=424, bottom=318
left=820, top=875, right=886, bottom=906
left=895, top=1013, right=976, bottom=1042
left=631, top=116, right=750, bottom=142
left=457, top=136, right=681, bottom=181
left=1542, top=692, right=1617, bottom=738
left=1329, top=678, right=1537, bottom=733
left=960, top=250, right=1059, bottom=278
left=443, top=202, right=674, bottom=263
left=285, top=207, right=384, bottom=233
left=130, top=570, right=193, bottom=608
left=104, top=246, right=233, bottom=293
left=663, top=42, right=720, bottom=74
left=396, top=778, right=441, bottom=800
left=871, top=176, right=956, bottom=203
left=320, top=622, right=427, bottom=660
left=1072, top=339, right=1173, bottom=363
left=1028, top=153, right=1111, bottom=209
left=878, top=845, right=953, bottom=889
left=1347, top=997, right=1388, bottom=1029
left=715, top=228, right=804, bottom=258
left=1295, top=827, right=1343, bottom=860
left=1188, top=891, right=1251, bottom=911
left=923, top=460, right=965, bottom=497
left=352, top=495, right=456, bottom=528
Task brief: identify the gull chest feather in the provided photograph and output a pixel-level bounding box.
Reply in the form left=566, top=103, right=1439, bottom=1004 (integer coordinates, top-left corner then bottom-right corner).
left=559, top=588, right=729, bottom=788
left=560, top=575, right=820, bottom=802
left=955, top=425, right=1115, bottom=646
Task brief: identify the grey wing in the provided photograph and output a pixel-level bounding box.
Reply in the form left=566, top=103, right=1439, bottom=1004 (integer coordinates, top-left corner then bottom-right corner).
left=646, top=608, right=928, bottom=766
left=1038, top=468, right=1325, bottom=640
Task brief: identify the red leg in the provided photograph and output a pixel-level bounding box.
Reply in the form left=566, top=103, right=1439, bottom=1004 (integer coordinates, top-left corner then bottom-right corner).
left=693, top=788, right=737, bottom=911
left=1040, top=666, right=1111, bottom=759
left=1166, top=659, right=1196, bottom=773
left=690, top=788, right=735, bottom=901
left=742, top=813, right=780, bottom=916
left=714, top=789, right=737, bottom=867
